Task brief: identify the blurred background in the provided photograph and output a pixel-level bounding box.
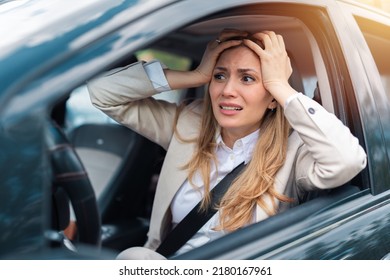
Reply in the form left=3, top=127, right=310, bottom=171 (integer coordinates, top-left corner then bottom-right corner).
left=354, top=0, right=390, bottom=13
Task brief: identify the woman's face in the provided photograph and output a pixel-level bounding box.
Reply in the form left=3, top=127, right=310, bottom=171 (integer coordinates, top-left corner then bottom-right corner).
left=209, top=46, right=275, bottom=141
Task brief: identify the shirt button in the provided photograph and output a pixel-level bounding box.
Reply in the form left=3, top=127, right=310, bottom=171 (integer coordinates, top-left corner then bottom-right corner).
left=236, top=141, right=242, bottom=147
left=308, top=107, right=315, bottom=114
left=230, top=154, right=235, bottom=161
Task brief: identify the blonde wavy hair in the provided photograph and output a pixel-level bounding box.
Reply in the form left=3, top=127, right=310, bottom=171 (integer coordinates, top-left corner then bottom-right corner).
left=174, top=44, right=292, bottom=232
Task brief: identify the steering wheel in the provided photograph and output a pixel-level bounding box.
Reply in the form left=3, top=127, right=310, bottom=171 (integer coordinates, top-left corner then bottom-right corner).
left=45, top=120, right=101, bottom=247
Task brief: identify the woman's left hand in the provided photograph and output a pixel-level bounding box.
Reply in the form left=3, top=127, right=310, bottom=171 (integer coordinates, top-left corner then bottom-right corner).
left=243, top=31, right=296, bottom=104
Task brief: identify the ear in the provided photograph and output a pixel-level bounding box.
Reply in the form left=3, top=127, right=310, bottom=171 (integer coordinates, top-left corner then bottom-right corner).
left=267, top=99, right=277, bottom=110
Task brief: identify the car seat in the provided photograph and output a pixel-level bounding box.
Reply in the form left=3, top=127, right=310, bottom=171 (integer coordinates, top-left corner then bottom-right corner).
left=69, top=122, right=165, bottom=251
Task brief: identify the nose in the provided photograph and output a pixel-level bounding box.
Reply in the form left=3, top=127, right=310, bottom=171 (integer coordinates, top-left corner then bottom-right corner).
left=221, top=78, right=238, bottom=98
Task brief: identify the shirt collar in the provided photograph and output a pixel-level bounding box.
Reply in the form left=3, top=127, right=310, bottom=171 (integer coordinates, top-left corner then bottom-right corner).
left=216, top=129, right=260, bottom=164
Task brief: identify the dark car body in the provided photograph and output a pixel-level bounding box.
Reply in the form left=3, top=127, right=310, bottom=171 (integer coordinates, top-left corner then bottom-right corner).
left=0, top=0, right=389, bottom=260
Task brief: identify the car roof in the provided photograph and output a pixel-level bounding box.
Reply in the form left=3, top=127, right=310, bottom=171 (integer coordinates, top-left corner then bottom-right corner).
left=1, top=0, right=387, bottom=122
left=0, top=0, right=180, bottom=120
left=0, top=0, right=179, bottom=50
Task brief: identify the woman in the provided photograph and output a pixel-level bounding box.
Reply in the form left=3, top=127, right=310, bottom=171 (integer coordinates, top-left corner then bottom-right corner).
left=88, top=29, right=367, bottom=259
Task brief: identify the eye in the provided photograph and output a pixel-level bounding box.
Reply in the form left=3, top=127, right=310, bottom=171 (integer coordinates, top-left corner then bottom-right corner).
left=242, top=75, right=255, bottom=83
left=213, top=73, right=225, bottom=80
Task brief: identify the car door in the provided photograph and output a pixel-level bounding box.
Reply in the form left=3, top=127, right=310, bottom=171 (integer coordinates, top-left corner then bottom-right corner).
left=147, top=0, right=390, bottom=260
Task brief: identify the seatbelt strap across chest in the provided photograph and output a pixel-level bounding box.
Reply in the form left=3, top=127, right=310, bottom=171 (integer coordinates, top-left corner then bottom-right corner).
left=156, top=162, right=246, bottom=257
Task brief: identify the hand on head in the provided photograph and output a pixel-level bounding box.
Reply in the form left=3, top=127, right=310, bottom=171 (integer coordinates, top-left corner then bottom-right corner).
left=195, top=29, right=248, bottom=83
left=243, top=31, right=293, bottom=95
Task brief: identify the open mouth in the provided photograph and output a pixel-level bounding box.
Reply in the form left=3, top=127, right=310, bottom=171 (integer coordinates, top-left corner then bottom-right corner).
left=219, top=105, right=243, bottom=111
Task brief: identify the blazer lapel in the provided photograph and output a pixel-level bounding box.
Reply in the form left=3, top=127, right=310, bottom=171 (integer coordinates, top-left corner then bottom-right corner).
left=147, top=106, right=201, bottom=243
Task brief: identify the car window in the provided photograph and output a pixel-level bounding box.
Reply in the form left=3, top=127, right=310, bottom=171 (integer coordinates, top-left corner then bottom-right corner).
left=354, top=16, right=390, bottom=95
left=64, top=50, right=192, bottom=133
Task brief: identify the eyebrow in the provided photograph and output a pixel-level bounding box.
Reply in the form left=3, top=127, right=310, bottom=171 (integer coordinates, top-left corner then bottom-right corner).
left=214, top=66, right=259, bottom=74
left=238, top=68, right=258, bottom=74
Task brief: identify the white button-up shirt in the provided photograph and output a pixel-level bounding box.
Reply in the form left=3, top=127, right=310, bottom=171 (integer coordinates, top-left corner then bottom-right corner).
left=171, top=129, right=260, bottom=255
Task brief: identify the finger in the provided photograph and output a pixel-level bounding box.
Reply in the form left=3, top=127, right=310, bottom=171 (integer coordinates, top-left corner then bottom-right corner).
left=261, top=30, right=278, bottom=41
left=210, top=34, right=242, bottom=47
left=243, top=39, right=265, bottom=56
left=277, top=34, right=286, bottom=51
left=287, top=57, right=293, bottom=75
left=262, top=30, right=276, bottom=36
left=216, top=39, right=243, bottom=51
left=250, top=32, right=273, bottom=50
left=263, top=31, right=286, bottom=51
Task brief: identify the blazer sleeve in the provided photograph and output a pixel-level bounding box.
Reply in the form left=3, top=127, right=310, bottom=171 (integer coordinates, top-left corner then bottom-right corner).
left=87, top=61, right=178, bottom=150
left=284, top=94, right=367, bottom=190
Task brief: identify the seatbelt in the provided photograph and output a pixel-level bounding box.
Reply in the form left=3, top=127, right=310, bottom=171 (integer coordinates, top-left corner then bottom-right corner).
left=156, top=162, right=246, bottom=257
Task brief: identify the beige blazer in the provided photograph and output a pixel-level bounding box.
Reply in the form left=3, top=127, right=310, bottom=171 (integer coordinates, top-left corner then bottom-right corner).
left=88, top=61, right=367, bottom=250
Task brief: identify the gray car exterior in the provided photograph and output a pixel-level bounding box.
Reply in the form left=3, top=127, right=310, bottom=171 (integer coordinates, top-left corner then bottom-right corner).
left=0, top=0, right=389, bottom=259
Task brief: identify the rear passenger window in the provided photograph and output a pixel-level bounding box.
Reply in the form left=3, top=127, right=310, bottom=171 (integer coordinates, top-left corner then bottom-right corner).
left=355, top=16, right=390, bottom=96
left=65, top=50, right=192, bottom=132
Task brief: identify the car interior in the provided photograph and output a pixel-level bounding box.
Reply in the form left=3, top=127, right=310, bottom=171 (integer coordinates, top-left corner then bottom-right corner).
left=47, top=8, right=368, bottom=258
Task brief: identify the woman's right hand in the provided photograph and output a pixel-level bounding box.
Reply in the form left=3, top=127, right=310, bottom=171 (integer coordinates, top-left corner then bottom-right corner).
left=165, top=29, right=247, bottom=89
left=194, top=29, right=248, bottom=84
